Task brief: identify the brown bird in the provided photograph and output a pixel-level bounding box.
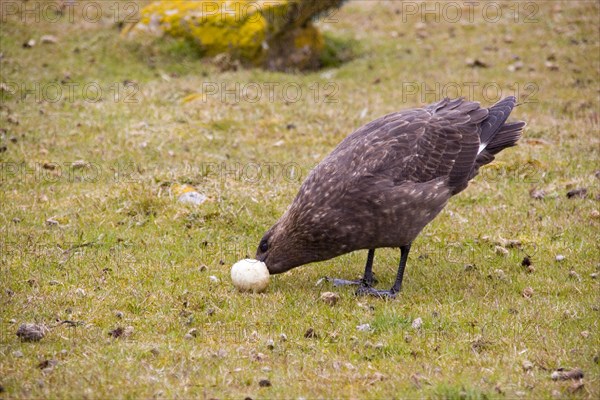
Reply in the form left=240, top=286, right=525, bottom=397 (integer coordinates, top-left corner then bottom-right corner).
left=256, top=97, right=525, bottom=298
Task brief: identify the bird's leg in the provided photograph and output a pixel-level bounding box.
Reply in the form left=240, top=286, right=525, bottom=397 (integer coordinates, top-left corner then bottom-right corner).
left=356, top=244, right=412, bottom=298
left=327, top=249, right=377, bottom=287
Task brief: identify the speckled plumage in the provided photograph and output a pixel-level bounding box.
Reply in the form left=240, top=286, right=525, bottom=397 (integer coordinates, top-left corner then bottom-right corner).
left=257, top=97, right=525, bottom=291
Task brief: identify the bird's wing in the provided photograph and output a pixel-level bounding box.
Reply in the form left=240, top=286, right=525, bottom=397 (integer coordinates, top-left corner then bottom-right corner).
left=324, top=98, right=487, bottom=191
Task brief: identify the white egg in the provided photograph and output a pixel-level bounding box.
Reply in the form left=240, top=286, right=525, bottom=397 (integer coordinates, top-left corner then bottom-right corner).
left=230, top=259, right=270, bottom=293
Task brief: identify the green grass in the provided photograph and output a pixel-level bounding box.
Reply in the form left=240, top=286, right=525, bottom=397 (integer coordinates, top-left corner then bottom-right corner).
left=1, top=1, right=599, bottom=399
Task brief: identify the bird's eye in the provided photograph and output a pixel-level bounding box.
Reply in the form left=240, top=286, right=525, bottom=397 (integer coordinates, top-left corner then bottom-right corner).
left=259, top=239, right=268, bottom=252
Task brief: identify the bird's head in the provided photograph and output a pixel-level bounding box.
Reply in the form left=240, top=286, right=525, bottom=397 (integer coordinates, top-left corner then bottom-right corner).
left=256, top=210, right=324, bottom=274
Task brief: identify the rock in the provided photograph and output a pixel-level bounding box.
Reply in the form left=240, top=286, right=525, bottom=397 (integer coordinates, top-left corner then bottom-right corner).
left=320, top=291, right=340, bottom=306
left=566, top=188, right=587, bottom=199
left=16, top=323, right=48, bottom=342
left=71, top=160, right=87, bottom=169
left=23, top=39, right=36, bottom=48
left=522, top=360, right=534, bottom=371
left=109, top=326, right=134, bottom=339
left=40, top=35, right=58, bottom=44
left=568, top=270, right=581, bottom=281
left=522, top=287, right=534, bottom=298
left=465, top=58, right=489, bottom=68
left=580, top=330, right=589, bottom=338
left=124, top=0, right=343, bottom=71
left=356, top=323, right=371, bottom=332
left=495, top=245, right=509, bottom=256
left=411, top=317, right=423, bottom=330
left=178, top=191, right=207, bottom=205
left=258, top=378, right=271, bottom=387
left=266, top=339, right=275, bottom=350
left=187, top=328, right=199, bottom=338
left=279, top=333, right=288, bottom=342
left=530, top=189, right=546, bottom=199
left=508, top=61, right=524, bottom=72
left=551, top=368, right=584, bottom=380
left=555, top=255, right=565, bottom=262
left=590, top=210, right=599, bottom=219
left=494, top=269, right=507, bottom=280
left=304, top=328, right=317, bottom=338
left=13, top=350, right=24, bottom=358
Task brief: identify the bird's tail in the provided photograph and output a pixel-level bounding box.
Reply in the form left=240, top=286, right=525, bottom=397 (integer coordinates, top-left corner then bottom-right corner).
left=470, top=97, right=526, bottom=178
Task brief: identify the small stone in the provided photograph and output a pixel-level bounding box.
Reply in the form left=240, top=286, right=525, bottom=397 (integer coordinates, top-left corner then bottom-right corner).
left=522, top=287, right=534, bottom=298
left=304, top=328, right=317, bottom=338
left=372, top=372, right=385, bottom=381
left=208, top=275, right=219, bottom=283
left=569, top=270, right=581, bottom=281
left=555, top=255, right=565, bottom=262
left=495, top=245, right=509, bottom=256
left=374, top=342, right=384, bottom=349
left=590, top=210, right=600, bottom=219
left=356, top=323, right=371, bottom=332
left=23, top=39, right=36, bottom=48
left=591, top=273, right=598, bottom=279
left=75, top=288, right=86, bottom=297
left=40, top=35, right=58, bottom=44
left=184, top=333, right=194, bottom=340
left=530, top=189, right=546, bottom=200
left=320, top=291, right=340, bottom=306
left=13, top=350, right=24, bottom=358
left=258, top=379, right=271, bottom=387
left=266, top=339, right=275, bottom=350
left=71, top=160, right=87, bottom=169
left=507, top=61, right=524, bottom=72
left=178, top=191, right=207, bottom=205
left=551, top=368, right=584, bottom=380
left=404, top=334, right=412, bottom=343
left=465, top=58, right=489, bottom=68
left=494, top=269, right=507, bottom=280
left=580, top=330, right=590, bottom=338
left=37, top=359, right=57, bottom=370
left=114, top=310, right=124, bottom=319
left=411, top=317, right=423, bottom=330
left=522, top=360, right=534, bottom=371
left=16, top=323, right=47, bottom=342
left=46, top=218, right=59, bottom=226
left=545, top=61, right=559, bottom=71
left=566, top=188, right=587, bottom=199
left=279, top=333, right=288, bottom=342
left=464, top=264, right=475, bottom=271
left=526, top=265, right=536, bottom=274
left=187, top=328, right=199, bottom=338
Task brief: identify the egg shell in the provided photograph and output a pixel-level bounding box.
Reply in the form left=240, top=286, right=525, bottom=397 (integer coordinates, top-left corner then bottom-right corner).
left=230, top=259, right=270, bottom=293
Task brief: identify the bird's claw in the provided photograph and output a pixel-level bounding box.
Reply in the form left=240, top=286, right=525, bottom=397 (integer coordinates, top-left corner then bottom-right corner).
left=355, top=286, right=397, bottom=299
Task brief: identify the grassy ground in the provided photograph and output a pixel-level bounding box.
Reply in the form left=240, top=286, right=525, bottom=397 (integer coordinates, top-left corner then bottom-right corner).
left=1, top=1, right=599, bottom=398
